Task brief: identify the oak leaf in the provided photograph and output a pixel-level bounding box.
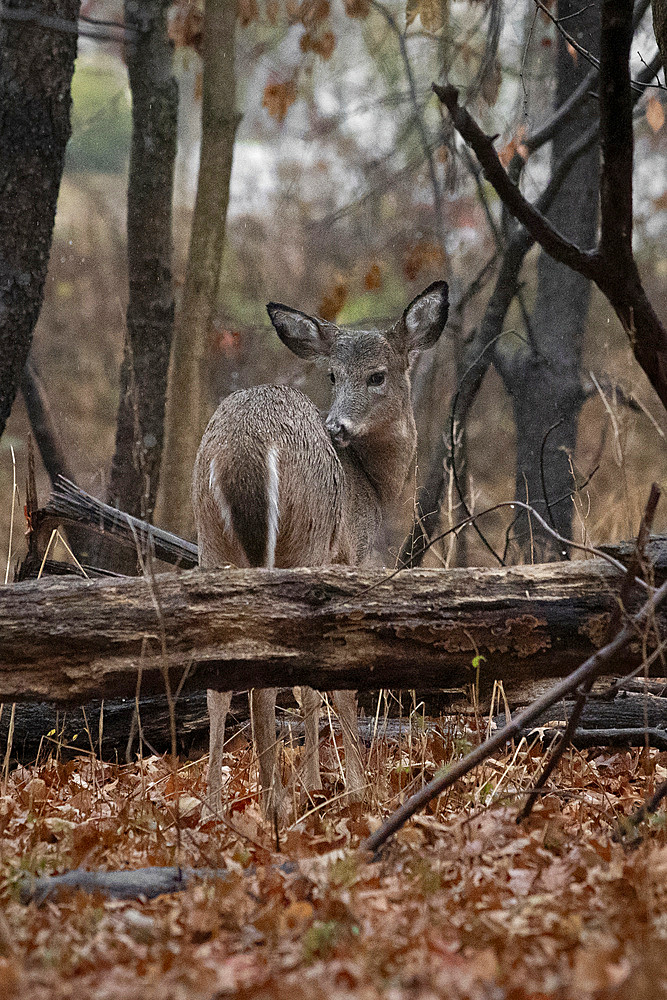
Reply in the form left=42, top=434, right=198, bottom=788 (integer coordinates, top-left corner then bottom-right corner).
left=344, top=0, right=371, bottom=18
left=263, top=80, right=298, bottom=123
left=300, top=29, right=336, bottom=59
left=403, top=239, right=445, bottom=280
left=298, top=0, right=330, bottom=24
left=646, top=96, right=665, bottom=133
left=318, top=276, right=348, bottom=320
left=238, top=0, right=259, bottom=26
left=363, top=263, right=382, bottom=290
left=406, top=0, right=446, bottom=32
left=169, top=6, right=203, bottom=53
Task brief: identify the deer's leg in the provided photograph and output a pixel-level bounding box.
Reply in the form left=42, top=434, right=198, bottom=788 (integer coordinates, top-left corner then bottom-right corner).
left=332, top=689, right=365, bottom=801
left=294, top=686, right=322, bottom=792
left=250, top=687, right=282, bottom=816
left=206, top=688, right=233, bottom=815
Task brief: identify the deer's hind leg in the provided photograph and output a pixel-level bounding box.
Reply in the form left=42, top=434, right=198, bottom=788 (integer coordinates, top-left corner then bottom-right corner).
left=250, top=686, right=283, bottom=817
left=206, top=689, right=233, bottom=816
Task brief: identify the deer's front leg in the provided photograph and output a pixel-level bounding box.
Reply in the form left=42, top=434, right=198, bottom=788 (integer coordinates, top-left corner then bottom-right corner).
left=332, top=689, right=365, bottom=801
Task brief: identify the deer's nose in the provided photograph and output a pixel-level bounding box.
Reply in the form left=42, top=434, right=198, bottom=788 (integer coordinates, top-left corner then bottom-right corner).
left=326, top=416, right=351, bottom=447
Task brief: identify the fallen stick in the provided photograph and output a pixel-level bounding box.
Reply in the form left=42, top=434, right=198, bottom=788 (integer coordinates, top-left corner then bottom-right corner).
left=40, top=477, right=199, bottom=568
left=19, top=866, right=230, bottom=904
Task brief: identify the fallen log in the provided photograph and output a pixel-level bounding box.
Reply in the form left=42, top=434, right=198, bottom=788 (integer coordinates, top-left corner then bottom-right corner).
left=0, top=559, right=665, bottom=705
left=7, top=686, right=667, bottom=763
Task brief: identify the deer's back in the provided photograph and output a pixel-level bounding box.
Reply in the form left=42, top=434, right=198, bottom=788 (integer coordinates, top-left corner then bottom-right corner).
left=193, top=385, right=345, bottom=569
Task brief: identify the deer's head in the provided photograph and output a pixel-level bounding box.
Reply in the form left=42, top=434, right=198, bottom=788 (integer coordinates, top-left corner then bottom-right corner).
left=267, top=281, right=449, bottom=447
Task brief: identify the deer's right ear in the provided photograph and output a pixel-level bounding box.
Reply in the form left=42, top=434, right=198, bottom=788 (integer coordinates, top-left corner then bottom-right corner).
left=267, top=303, right=332, bottom=360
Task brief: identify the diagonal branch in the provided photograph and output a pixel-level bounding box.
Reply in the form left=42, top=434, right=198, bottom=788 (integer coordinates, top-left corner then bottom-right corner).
left=432, top=83, right=603, bottom=282
left=433, top=5, right=667, bottom=412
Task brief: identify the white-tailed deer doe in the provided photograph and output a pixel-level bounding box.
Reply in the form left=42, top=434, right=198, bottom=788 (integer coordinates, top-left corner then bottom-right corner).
left=193, top=280, right=449, bottom=817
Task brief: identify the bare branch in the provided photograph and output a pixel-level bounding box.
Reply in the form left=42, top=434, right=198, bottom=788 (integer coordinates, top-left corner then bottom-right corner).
left=432, top=83, right=603, bottom=282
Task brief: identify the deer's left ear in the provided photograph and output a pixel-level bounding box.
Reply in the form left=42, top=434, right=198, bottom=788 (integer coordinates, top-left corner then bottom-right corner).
left=392, top=281, right=449, bottom=354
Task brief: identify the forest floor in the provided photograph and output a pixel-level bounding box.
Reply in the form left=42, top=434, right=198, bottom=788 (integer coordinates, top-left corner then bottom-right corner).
left=1, top=717, right=667, bottom=999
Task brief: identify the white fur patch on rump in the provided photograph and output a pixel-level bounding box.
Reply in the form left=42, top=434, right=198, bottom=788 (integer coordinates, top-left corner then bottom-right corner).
left=266, top=445, right=280, bottom=570
left=209, top=457, right=232, bottom=532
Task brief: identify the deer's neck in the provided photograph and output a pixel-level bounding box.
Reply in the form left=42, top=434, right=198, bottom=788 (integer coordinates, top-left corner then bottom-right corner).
left=340, top=409, right=417, bottom=512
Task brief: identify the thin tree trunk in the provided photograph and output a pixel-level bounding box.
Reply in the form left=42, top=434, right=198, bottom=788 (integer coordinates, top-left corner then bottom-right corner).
left=0, top=0, right=80, bottom=439
left=652, top=0, right=667, bottom=77
left=106, top=0, right=177, bottom=538
left=501, top=0, right=600, bottom=562
left=157, top=0, right=239, bottom=539
left=20, top=360, right=74, bottom=484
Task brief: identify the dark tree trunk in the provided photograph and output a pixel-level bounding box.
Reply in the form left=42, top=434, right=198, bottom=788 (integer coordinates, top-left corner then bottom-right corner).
left=652, top=0, right=667, bottom=77
left=0, top=0, right=80, bottom=439
left=106, top=0, right=177, bottom=544
left=503, top=0, right=600, bottom=561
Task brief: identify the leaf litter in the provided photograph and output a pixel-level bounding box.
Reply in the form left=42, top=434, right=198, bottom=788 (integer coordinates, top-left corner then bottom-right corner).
left=2, top=722, right=667, bottom=998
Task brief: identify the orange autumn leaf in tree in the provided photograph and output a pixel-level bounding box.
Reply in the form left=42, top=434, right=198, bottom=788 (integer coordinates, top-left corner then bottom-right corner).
left=498, top=127, right=527, bottom=168
left=238, top=0, right=259, bottom=26
left=300, top=29, right=336, bottom=59
left=263, top=80, right=298, bottom=123
left=344, top=0, right=370, bottom=18
left=298, top=0, right=330, bottom=25
left=406, top=0, right=445, bottom=32
left=646, top=96, right=665, bottom=133
left=363, top=263, right=382, bottom=291
left=403, top=240, right=445, bottom=281
left=318, top=277, right=348, bottom=320
left=169, top=6, right=203, bottom=53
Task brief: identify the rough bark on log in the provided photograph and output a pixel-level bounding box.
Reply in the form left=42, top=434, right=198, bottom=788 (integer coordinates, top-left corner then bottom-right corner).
left=0, top=560, right=665, bottom=705
left=496, top=690, right=667, bottom=732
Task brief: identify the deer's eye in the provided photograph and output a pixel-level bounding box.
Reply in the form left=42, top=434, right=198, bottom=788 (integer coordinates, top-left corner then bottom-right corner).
left=367, top=371, right=386, bottom=387
left=329, top=371, right=335, bottom=384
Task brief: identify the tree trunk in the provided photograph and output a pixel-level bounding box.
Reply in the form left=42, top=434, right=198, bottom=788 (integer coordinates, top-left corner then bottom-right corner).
left=157, top=0, right=239, bottom=539
left=652, top=0, right=667, bottom=77
left=0, top=0, right=79, bottom=439
left=1, top=560, right=665, bottom=704
left=101, top=0, right=177, bottom=574
left=502, top=0, right=600, bottom=561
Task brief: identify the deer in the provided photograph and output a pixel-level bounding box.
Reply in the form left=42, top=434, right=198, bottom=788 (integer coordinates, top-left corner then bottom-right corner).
left=192, top=280, right=449, bottom=818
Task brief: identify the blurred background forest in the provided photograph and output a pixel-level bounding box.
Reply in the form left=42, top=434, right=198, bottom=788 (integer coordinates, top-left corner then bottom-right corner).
left=2, top=0, right=667, bottom=575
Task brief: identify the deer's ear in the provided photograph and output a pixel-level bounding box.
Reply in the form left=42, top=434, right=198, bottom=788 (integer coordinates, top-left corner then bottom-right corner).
left=267, top=303, right=333, bottom=360
left=394, top=281, right=449, bottom=354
